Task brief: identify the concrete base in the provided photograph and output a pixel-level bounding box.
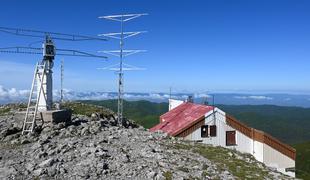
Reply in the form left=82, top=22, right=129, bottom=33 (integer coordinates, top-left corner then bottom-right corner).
left=41, top=109, right=72, bottom=124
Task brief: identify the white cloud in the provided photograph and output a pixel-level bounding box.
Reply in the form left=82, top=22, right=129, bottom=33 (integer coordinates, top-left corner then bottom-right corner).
left=234, top=95, right=273, bottom=100
left=0, top=85, right=29, bottom=103
left=194, top=93, right=211, bottom=98
left=0, top=85, right=209, bottom=104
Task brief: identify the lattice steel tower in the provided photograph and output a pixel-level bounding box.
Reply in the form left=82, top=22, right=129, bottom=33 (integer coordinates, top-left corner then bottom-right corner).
left=98, top=13, right=147, bottom=125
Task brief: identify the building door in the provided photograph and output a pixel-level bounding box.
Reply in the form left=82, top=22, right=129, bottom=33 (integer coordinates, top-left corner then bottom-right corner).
left=226, top=131, right=236, bottom=146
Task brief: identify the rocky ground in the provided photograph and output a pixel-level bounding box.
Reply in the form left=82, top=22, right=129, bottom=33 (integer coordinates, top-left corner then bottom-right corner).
left=0, top=103, right=295, bottom=179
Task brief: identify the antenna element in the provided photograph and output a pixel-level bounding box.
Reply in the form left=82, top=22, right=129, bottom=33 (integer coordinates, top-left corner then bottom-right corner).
left=98, top=13, right=147, bottom=125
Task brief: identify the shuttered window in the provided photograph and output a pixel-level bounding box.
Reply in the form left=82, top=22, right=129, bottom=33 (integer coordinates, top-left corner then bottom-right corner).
left=226, top=131, right=236, bottom=146
left=210, top=125, right=216, bottom=137
left=201, top=125, right=208, bottom=138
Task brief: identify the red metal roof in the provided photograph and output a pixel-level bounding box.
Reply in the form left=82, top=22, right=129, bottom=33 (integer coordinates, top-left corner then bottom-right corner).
left=150, top=102, right=213, bottom=136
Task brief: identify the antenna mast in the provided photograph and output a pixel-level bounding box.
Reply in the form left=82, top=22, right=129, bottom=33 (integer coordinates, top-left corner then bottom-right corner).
left=99, top=13, right=147, bottom=125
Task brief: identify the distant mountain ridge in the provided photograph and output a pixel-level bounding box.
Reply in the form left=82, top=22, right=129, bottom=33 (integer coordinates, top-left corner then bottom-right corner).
left=65, top=92, right=310, bottom=107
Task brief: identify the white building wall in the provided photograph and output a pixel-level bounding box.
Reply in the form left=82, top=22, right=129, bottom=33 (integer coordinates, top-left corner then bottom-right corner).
left=186, top=108, right=253, bottom=156
left=186, top=108, right=226, bottom=145
left=184, top=107, right=295, bottom=177
left=168, top=99, right=184, bottom=111
left=263, top=144, right=295, bottom=177
left=253, top=141, right=264, bottom=162
left=37, top=66, right=53, bottom=111
left=210, top=111, right=253, bottom=155
left=232, top=131, right=253, bottom=155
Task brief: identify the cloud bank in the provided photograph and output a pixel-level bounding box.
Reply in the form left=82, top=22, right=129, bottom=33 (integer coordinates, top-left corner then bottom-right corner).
left=0, top=85, right=193, bottom=104
left=234, top=95, right=273, bottom=100
left=0, top=85, right=30, bottom=103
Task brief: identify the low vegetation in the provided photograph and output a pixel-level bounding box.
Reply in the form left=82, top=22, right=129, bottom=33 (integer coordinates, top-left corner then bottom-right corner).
left=0, top=107, right=10, bottom=116
left=163, top=171, right=173, bottom=180
left=61, top=102, right=114, bottom=117
left=173, top=142, right=273, bottom=179
left=293, top=141, right=310, bottom=180
left=81, top=100, right=168, bottom=128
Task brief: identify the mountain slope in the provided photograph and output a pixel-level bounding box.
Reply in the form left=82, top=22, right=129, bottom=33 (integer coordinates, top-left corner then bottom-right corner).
left=81, top=100, right=168, bottom=128
left=0, top=103, right=293, bottom=179
left=217, top=104, right=310, bottom=144
left=293, top=142, right=310, bottom=180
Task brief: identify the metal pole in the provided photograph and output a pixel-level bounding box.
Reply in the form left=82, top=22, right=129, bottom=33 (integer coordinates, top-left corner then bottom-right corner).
left=213, top=94, right=216, bottom=124
left=60, top=59, right=64, bottom=103
left=118, top=15, right=124, bottom=125
left=169, top=87, right=172, bottom=110
left=98, top=13, right=147, bottom=126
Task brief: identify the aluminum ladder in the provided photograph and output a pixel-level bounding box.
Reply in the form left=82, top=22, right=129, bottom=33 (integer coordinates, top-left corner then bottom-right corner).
left=22, top=62, right=47, bottom=135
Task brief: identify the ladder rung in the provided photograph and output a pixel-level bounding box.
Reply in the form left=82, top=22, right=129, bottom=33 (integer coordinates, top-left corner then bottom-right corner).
left=25, top=122, right=33, bottom=124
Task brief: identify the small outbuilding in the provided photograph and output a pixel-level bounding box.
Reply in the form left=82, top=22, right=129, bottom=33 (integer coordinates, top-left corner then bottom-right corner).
left=150, top=99, right=296, bottom=177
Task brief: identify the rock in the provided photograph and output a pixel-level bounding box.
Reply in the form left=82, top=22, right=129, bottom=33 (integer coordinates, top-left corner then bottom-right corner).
left=1, top=127, right=20, bottom=137
left=39, top=158, right=55, bottom=168
left=147, top=171, right=156, bottom=179
left=81, top=127, right=89, bottom=135
left=21, top=139, right=30, bottom=144
left=25, top=162, right=36, bottom=171
left=33, top=168, right=46, bottom=176
left=55, top=122, right=66, bottom=130
left=47, top=166, right=57, bottom=176
left=91, top=113, right=100, bottom=121
left=0, top=167, right=17, bottom=178
left=10, top=139, right=19, bottom=145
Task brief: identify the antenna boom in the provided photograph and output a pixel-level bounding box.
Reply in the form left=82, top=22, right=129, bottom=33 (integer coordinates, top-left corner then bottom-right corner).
left=0, top=26, right=107, bottom=41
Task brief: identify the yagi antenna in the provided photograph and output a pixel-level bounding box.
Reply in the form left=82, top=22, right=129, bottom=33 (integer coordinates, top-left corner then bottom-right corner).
left=0, top=26, right=109, bottom=134
left=97, top=63, right=146, bottom=72
left=98, top=13, right=147, bottom=125
left=0, top=26, right=107, bottom=41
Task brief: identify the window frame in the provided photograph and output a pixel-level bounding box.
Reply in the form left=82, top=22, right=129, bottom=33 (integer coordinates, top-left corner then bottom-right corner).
left=201, top=125, right=208, bottom=138
left=210, top=125, right=217, bottom=137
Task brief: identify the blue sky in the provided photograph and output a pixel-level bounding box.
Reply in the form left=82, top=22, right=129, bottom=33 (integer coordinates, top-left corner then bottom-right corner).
left=0, top=0, right=310, bottom=93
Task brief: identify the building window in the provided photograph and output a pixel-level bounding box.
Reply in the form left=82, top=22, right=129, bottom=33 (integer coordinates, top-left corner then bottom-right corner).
left=226, top=131, right=236, bottom=146
left=210, top=125, right=216, bottom=137
left=201, top=125, right=208, bottom=137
